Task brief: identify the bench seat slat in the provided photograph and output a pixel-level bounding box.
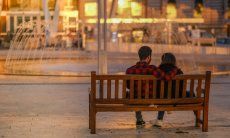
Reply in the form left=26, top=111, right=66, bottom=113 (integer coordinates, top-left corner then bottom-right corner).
left=96, top=104, right=203, bottom=112
left=95, top=98, right=204, bottom=105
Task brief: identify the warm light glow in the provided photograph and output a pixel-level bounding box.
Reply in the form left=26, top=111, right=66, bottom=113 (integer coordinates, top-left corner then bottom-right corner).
left=132, top=30, right=143, bottom=42
left=194, top=3, right=204, bottom=18
left=84, top=2, right=97, bottom=17
left=118, top=0, right=130, bottom=8
left=85, top=18, right=204, bottom=24
left=131, top=2, right=142, bottom=16
left=62, top=11, right=78, bottom=17
left=117, top=0, right=130, bottom=15
left=166, top=4, right=177, bottom=19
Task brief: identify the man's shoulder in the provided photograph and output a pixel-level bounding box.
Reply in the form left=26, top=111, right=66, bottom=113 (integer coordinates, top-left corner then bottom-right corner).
left=126, top=65, right=136, bottom=70
left=147, top=64, right=158, bottom=69
left=126, top=64, right=158, bottom=74
left=126, top=65, right=137, bottom=74
left=126, top=64, right=157, bottom=70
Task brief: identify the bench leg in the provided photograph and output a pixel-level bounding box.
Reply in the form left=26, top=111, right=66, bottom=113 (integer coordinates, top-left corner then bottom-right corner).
left=89, top=104, right=91, bottom=129
left=195, top=110, right=201, bottom=127
left=202, top=108, right=208, bottom=132
left=90, top=111, right=96, bottom=134
left=89, top=94, right=91, bottom=129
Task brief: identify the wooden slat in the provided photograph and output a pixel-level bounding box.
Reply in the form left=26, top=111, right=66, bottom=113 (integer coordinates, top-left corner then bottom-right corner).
left=175, top=80, right=180, bottom=98
left=167, top=80, right=172, bottom=99
left=137, top=80, right=142, bottom=99
left=190, top=79, right=194, bottom=97
left=152, top=80, right=157, bottom=99
left=96, top=75, right=157, bottom=80
left=115, top=80, right=119, bottom=99
left=197, top=79, right=202, bottom=97
left=182, top=79, right=187, bottom=98
left=145, top=80, right=149, bottom=99
left=122, top=80, right=126, bottom=99
left=99, top=80, right=104, bottom=99
left=96, top=105, right=203, bottom=112
left=95, top=98, right=204, bottom=105
left=107, top=80, right=111, bottom=99
left=175, top=75, right=205, bottom=79
left=130, top=79, right=134, bottom=99
left=160, top=80, right=164, bottom=99
left=94, top=74, right=205, bottom=80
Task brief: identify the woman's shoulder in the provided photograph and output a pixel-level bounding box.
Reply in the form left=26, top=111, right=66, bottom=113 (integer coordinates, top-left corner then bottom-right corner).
left=159, top=64, right=183, bottom=74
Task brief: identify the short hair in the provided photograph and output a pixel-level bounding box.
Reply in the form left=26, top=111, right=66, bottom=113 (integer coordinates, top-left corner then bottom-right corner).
left=161, top=52, right=176, bottom=65
left=138, top=46, right=152, bottom=60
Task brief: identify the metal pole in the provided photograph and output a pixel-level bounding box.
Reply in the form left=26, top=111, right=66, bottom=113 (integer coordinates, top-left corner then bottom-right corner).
left=103, top=0, right=108, bottom=74
left=0, top=0, right=2, bottom=34
left=42, top=0, right=51, bottom=46
left=104, top=0, right=107, bottom=51
left=97, top=0, right=101, bottom=73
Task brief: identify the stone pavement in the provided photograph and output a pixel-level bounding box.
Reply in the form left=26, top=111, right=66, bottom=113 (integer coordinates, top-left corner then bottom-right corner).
left=0, top=75, right=230, bottom=138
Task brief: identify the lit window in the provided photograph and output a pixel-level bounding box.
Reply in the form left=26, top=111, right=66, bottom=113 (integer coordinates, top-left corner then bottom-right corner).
left=131, top=2, right=142, bottom=16
left=84, top=2, right=97, bottom=17
left=194, top=0, right=204, bottom=18
left=117, top=0, right=131, bottom=15
left=166, top=0, right=177, bottom=19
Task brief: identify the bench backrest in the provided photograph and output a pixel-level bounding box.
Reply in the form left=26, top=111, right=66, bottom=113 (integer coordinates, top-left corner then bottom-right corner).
left=91, top=71, right=211, bottom=105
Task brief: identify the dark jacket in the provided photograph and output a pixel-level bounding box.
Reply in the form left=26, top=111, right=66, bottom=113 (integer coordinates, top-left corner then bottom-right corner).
left=126, top=62, right=178, bottom=98
left=157, top=64, right=183, bottom=98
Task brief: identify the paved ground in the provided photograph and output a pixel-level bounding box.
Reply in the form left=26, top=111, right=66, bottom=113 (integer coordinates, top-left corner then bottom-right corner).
left=0, top=75, right=230, bottom=138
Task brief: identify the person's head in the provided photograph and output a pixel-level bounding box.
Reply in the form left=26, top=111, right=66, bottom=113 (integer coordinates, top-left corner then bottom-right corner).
left=138, top=46, right=152, bottom=64
left=161, top=52, right=176, bottom=66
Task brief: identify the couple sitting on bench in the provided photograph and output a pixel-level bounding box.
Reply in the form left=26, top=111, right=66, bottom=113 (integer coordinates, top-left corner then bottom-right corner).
left=126, top=46, right=192, bottom=127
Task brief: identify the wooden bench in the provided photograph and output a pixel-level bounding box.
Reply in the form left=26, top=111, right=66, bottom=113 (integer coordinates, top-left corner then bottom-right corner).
left=89, top=71, right=211, bottom=134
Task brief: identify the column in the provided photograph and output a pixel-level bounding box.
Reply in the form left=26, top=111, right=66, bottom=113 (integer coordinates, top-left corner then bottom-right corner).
left=0, top=0, right=2, bottom=14
left=14, top=15, right=17, bottom=32
left=0, top=0, right=2, bottom=34
left=6, top=15, right=10, bottom=32
left=98, top=0, right=108, bottom=74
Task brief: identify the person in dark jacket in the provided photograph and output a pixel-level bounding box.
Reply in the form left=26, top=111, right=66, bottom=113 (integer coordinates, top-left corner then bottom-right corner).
left=154, top=52, right=183, bottom=127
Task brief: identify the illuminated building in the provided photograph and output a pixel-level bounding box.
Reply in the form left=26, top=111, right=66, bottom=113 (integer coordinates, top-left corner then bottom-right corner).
left=0, top=0, right=79, bottom=36
left=0, top=0, right=230, bottom=37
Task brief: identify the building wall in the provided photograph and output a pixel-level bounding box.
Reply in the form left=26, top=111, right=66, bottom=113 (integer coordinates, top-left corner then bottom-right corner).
left=0, top=0, right=79, bottom=35
left=0, top=0, right=229, bottom=36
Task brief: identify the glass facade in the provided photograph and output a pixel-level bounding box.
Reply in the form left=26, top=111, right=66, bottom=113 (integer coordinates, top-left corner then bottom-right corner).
left=0, top=0, right=79, bottom=35
left=0, top=16, right=6, bottom=33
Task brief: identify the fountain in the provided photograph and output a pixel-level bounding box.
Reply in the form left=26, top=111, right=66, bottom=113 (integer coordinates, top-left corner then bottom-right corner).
left=3, top=0, right=81, bottom=75
left=4, top=21, right=74, bottom=74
